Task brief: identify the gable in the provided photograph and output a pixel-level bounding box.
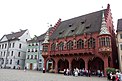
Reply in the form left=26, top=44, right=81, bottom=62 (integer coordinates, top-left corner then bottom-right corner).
left=0, top=35, right=8, bottom=42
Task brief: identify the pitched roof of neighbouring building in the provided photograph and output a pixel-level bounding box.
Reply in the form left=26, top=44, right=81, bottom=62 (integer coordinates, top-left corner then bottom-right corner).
left=27, top=33, right=46, bottom=43
left=50, top=9, right=106, bottom=40
left=28, top=27, right=54, bottom=43
left=6, top=29, right=27, bottom=40
left=117, top=19, right=122, bottom=32
left=0, top=29, right=27, bottom=41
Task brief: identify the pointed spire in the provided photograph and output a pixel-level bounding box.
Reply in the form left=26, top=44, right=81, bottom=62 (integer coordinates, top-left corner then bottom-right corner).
left=43, top=30, right=49, bottom=44
left=99, top=11, right=110, bottom=35
left=43, top=25, right=50, bottom=44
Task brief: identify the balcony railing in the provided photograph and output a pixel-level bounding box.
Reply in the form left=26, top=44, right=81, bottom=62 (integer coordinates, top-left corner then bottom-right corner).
left=98, top=47, right=112, bottom=53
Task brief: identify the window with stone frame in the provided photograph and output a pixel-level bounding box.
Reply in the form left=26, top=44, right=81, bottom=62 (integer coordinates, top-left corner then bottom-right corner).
left=43, top=46, right=48, bottom=52
left=31, top=55, right=33, bottom=59
left=32, top=43, right=34, bottom=46
left=12, top=43, right=15, bottom=48
left=51, top=43, right=56, bottom=51
left=77, top=39, right=84, bottom=49
left=99, top=37, right=110, bottom=47
left=1, top=52, right=2, bottom=56
left=17, top=60, right=19, bottom=65
left=121, top=44, right=122, bottom=50
left=27, top=55, right=29, bottom=59
left=58, top=42, right=64, bottom=51
left=35, top=48, right=38, bottom=52
left=10, top=59, right=12, bottom=64
left=19, top=44, right=22, bottom=49
left=31, top=49, right=34, bottom=52
left=2, top=44, right=4, bottom=49
left=5, top=44, right=7, bottom=49
left=106, top=37, right=110, bottom=47
left=99, top=38, right=105, bottom=47
left=29, top=43, right=31, bottom=46
left=18, top=52, right=20, bottom=57
left=88, top=37, right=95, bottom=48
left=36, top=43, right=38, bottom=46
left=120, top=34, right=122, bottom=39
left=66, top=40, right=73, bottom=50
left=11, top=51, right=13, bottom=56
left=28, top=49, right=30, bottom=52
left=35, top=55, right=37, bottom=59
left=4, top=51, right=6, bottom=56
left=9, top=43, right=11, bottom=48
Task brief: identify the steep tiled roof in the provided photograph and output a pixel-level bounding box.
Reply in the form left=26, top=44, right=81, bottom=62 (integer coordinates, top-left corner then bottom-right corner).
left=117, top=19, right=122, bottom=32
left=50, top=9, right=106, bottom=40
left=27, top=33, right=46, bottom=43
left=5, top=29, right=27, bottom=40
left=27, top=27, right=53, bottom=43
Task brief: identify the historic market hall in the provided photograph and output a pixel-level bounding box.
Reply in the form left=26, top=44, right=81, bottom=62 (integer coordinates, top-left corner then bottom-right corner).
left=42, top=4, right=118, bottom=76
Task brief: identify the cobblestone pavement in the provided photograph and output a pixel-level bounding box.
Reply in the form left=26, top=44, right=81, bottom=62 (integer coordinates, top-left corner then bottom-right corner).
left=0, top=69, right=107, bottom=81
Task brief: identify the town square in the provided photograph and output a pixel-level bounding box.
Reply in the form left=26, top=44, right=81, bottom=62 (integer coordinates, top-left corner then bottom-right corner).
left=0, top=69, right=107, bottom=81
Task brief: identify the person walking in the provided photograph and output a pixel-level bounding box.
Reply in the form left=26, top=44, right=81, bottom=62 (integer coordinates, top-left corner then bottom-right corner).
left=120, top=72, right=122, bottom=81
left=24, top=66, right=27, bottom=72
left=43, top=68, right=45, bottom=73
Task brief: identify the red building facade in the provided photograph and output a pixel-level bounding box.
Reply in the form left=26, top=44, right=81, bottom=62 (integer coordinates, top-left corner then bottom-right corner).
left=42, top=4, right=118, bottom=76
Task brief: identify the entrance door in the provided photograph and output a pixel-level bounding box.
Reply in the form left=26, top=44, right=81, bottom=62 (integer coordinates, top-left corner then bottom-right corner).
left=30, top=63, right=33, bottom=70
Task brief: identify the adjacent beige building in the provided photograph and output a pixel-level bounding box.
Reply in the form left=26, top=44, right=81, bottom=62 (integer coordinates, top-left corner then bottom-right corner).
left=117, top=19, right=122, bottom=71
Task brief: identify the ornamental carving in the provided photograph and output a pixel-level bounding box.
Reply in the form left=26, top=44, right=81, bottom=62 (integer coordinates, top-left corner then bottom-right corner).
left=99, top=47, right=112, bottom=53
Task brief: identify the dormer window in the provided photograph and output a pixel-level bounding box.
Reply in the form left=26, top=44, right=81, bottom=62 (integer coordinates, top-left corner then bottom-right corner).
left=81, top=21, right=85, bottom=24
left=59, top=30, right=64, bottom=35
left=86, top=26, right=90, bottom=29
left=69, top=24, right=72, bottom=27
left=85, top=24, right=91, bottom=29
left=59, top=32, right=62, bottom=35
left=71, top=30, right=74, bottom=32
left=12, top=37, right=15, bottom=39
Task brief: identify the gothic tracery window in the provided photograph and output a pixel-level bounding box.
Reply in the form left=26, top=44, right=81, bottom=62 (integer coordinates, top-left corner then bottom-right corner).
left=106, top=37, right=110, bottom=47
left=88, top=37, right=95, bottom=48
left=43, top=46, right=48, bottom=52
left=58, top=42, right=64, bottom=51
left=51, top=43, right=56, bottom=51
left=67, top=40, right=73, bottom=50
left=99, top=37, right=110, bottom=47
left=77, top=39, right=84, bottom=49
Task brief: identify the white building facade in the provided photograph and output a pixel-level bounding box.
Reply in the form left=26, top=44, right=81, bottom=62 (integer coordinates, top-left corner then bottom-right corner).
left=0, top=29, right=31, bottom=69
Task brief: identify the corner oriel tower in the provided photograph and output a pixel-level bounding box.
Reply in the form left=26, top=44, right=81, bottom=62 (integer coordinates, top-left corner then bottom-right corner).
left=42, top=28, right=50, bottom=71
left=98, top=11, right=112, bottom=56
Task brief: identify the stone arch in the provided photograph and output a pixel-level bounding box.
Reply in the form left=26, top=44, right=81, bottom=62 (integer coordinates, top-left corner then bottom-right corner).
left=71, top=58, right=85, bottom=70
left=46, top=58, right=55, bottom=72
left=88, top=57, right=104, bottom=73
left=58, top=58, right=69, bottom=71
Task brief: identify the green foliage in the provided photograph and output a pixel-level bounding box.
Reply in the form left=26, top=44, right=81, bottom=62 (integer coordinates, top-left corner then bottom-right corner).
left=106, top=67, right=116, bottom=73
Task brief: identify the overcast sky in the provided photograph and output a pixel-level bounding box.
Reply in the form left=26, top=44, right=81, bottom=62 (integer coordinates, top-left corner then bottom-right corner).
left=0, top=0, right=121, bottom=38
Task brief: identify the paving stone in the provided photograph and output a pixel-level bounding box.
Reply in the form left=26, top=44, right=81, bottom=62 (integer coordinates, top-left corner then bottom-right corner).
left=0, top=69, right=107, bottom=81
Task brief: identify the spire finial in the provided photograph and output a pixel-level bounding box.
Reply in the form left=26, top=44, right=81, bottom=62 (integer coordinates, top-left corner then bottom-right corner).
left=99, top=11, right=110, bottom=35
